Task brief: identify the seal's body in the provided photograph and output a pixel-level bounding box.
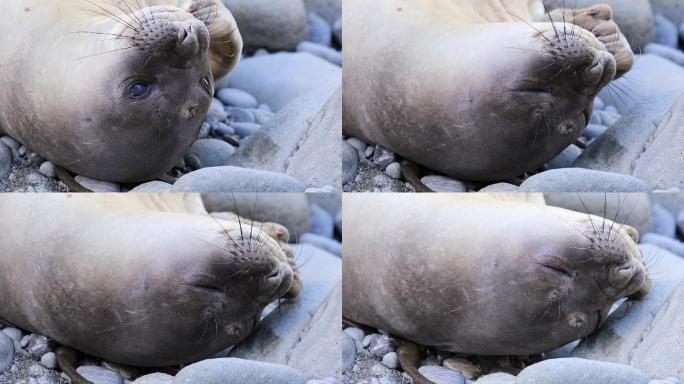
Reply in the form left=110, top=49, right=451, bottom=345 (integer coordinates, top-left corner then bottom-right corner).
left=0, top=194, right=300, bottom=367
left=343, top=0, right=633, bottom=181
left=343, top=194, right=650, bottom=355
left=0, top=0, right=242, bottom=183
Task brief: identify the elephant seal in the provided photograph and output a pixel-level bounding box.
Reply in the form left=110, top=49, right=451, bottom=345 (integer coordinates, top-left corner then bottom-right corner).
left=0, top=0, right=242, bottom=183
left=0, top=193, right=302, bottom=367
left=343, top=0, right=634, bottom=182
left=343, top=194, right=651, bottom=356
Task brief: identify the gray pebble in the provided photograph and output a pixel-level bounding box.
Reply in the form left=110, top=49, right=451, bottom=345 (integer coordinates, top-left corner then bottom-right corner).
left=131, top=372, right=174, bottom=384
left=213, top=122, right=236, bottom=137
left=185, top=139, right=236, bottom=170
left=382, top=352, right=399, bottom=369
left=652, top=203, right=677, bottom=238
left=197, top=122, right=211, bottom=139
left=644, top=43, right=684, bottom=66
left=27, top=334, right=53, bottom=358
left=0, top=332, right=14, bottom=372
left=207, top=98, right=228, bottom=121
left=594, top=97, right=605, bottom=111
left=421, top=175, right=467, bottom=192
left=475, top=373, right=516, bottom=384
left=1, top=328, right=22, bottom=352
left=76, top=366, right=123, bottom=384
left=343, top=328, right=365, bottom=351
left=342, top=333, right=356, bottom=374
left=373, top=146, right=397, bottom=168
left=516, top=358, right=649, bottom=384
left=418, top=365, right=466, bottom=384
left=40, top=352, right=57, bottom=369
left=74, top=176, right=121, bottom=193
left=232, top=122, right=262, bottom=137
left=547, top=145, right=583, bottom=170
left=0, top=143, right=11, bottom=181
left=583, top=124, right=608, bottom=140
left=368, top=335, right=397, bottom=357
left=307, top=12, right=332, bottom=46
left=38, top=161, right=57, bottom=179
left=216, top=88, right=258, bottom=108
left=604, top=105, right=618, bottom=114
left=309, top=204, right=335, bottom=238
left=654, top=14, right=680, bottom=48
left=252, top=109, right=274, bottom=125
left=297, top=42, right=342, bottom=66
left=385, top=162, right=402, bottom=179
left=0, top=136, right=19, bottom=151
left=226, top=107, right=255, bottom=123
left=129, top=181, right=173, bottom=193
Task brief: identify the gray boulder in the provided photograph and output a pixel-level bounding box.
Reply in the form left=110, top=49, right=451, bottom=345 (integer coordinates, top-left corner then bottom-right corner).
left=173, top=358, right=307, bottom=384
left=228, top=88, right=342, bottom=189
left=226, top=52, right=341, bottom=112
left=576, top=92, right=684, bottom=190
left=516, top=358, right=649, bottom=384
left=651, top=0, right=684, bottom=26
left=222, top=0, right=308, bottom=51
left=303, top=0, right=341, bottom=25
left=171, top=167, right=306, bottom=192
left=520, top=169, right=652, bottom=192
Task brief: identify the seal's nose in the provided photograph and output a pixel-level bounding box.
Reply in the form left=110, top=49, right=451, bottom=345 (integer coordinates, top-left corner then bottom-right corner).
left=174, top=24, right=200, bottom=59
left=608, top=264, right=634, bottom=290
left=258, top=262, right=294, bottom=302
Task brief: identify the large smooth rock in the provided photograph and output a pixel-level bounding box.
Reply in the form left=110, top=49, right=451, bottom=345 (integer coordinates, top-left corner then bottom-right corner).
left=545, top=0, right=654, bottom=50
left=228, top=88, right=342, bottom=189
left=173, top=358, right=307, bottom=384
left=304, top=0, right=341, bottom=24
left=543, top=193, right=652, bottom=235
left=202, top=193, right=310, bottom=240
left=598, top=54, right=684, bottom=115
left=651, top=203, right=677, bottom=238
left=641, top=233, right=684, bottom=257
left=171, top=166, right=306, bottom=192
left=132, top=373, right=174, bottom=384
left=222, top=0, right=308, bottom=51
left=651, top=0, right=684, bottom=26
left=516, top=358, right=649, bottom=384
left=520, top=169, right=652, bottom=192
left=226, top=52, right=341, bottom=112
left=229, top=245, right=341, bottom=379
left=185, top=139, right=236, bottom=170
left=476, top=373, right=516, bottom=384
left=576, top=92, right=684, bottom=190
left=572, top=244, right=684, bottom=379
left=653, top=14, right=680, bottom=48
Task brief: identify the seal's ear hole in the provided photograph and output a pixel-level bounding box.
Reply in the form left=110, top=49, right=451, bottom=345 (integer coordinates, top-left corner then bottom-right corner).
left=622, top=225, right=639, bottom=243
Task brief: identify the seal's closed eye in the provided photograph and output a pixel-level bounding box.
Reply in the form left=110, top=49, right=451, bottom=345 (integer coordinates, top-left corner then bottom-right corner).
left=128, top=83, right=151, bottom=99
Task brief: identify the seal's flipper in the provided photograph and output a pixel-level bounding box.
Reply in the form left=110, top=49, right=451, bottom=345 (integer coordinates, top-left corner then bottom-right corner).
left=56, top=347, right=94, bottom=384
left=183, top=0, right=243, bottom=79
left=397, top=341, right=436, bottom=384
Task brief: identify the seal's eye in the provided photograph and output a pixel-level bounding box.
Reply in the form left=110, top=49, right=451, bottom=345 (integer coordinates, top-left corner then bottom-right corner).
left=128, top=83, right=151, bottom=99
left=202, top=77, right=212, bottom=93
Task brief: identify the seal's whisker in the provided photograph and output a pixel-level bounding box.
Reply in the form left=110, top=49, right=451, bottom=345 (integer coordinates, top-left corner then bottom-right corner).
left=82, top=0, right=139, bottom=32
left=77, top=46, right=137, bottom=60
left=78, top=8, right=136, bottom=32
left=505, top=10, right=556, bottom=46
left=230, top=194, right=246, bottom=246
left=576, top=193, right=600, bottom=237
left=119, top=0, right=146, bottom=29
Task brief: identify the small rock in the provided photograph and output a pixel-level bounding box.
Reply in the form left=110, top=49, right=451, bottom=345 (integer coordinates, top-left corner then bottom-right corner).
left=232, top=122, right=262, bottom=138
left=207, top=98, right=228, bottom=122
left=343, top=328, right=365, bottom=351
left=418, top=365, right=466, bottom=384
left=216, top=88, right=258, bottom=109
left=38, top=162, right=57, bottom=179
left=129, top=181, right=173, bottom=193
left=373, top=147, right=396, bottom=168
left=583, top=124, right=608, bottom=140
left=654, top=14, right=680, bottom=48
left=197, top=122, right=211, bottom=139
left=40, top=352, right=57, bottom=369
left=0, top=332, right=14, bottom=372
left=307, top=12, right=332, bottom=46
left=225, top=107, right=255, bottom=123
left=76, top=366, right=123, bottom=384
left=474, top=372, right=516, bottom=384
left=131, top=373, right=174, bottom=384
left=309, top=204, right=335, bottom=238
left=74, top=176, right=121, bottom=193
left=594, top=97, right=605, bottom=111
left=343, top=141, right=360, bottom=185
left=479, top=183, right=519, bottom=192
left=382, top=352, right=399, bottom=369
left=297, top=42, right=342, bottom=66
left=185, top=139, right=236, bottom=170
left=1, top=328, right=22, bottom=353
left=342, top=333, right=356, bottom=373
left=385, top=162, right=402, bottom=179
left=421, top=175, right=467, bottom=192
left=27, top=335, right=53, bottom=358
left=0, top=143, right=11, bottom=180
left=252, top=109, right=274, bottom=125
left=368, top=335, right=397, bottom=357
left=641, top=233, right=684, bottom=257
left=652, top=203, right=677, bottom=238
left=519, top=169, right=652, bottom=192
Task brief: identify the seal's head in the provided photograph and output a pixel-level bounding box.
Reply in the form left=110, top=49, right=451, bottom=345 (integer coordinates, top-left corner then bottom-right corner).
left=47, top=1, right=241, bottom=183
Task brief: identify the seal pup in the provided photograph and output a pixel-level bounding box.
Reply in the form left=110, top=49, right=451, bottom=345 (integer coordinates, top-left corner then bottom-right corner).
left=0, top=0, right=242, bottom=183
left=0, top=193, right=302, bottom=369
left=343, top=194, right=650, bottom=358
left=343, top=0, right=634, bottom=182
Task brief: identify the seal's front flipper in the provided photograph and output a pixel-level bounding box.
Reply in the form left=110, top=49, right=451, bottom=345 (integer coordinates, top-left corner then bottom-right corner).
left=397, top=341, right=436, bottom=384
left=182, top=0, right=243, bottom=79
left=56, top=347, right=94, bottom=384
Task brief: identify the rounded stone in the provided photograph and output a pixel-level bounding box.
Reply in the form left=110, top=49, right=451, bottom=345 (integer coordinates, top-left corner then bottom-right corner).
left=516, top=358, right=649, bottom=384
left=173, top=358, right=307, bottom=384
left=216, top=88, right=258, bottom=109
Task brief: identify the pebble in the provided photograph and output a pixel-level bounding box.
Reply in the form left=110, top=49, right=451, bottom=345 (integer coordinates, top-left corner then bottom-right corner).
left=443, top=358, right=480, bottom=380
left=342, top=333, right=357, bottom=373
left=216, top=88, right=259, bottom=109
left=27, top=335, right=53, bottom=358
left=131, top=373, right=173, bottom=384
left=516, top=358, right=649, bottom=384
left=185, top=139, right=236, bottom=170
left=212, top=122, right=235, bottom=137
left=297, top=42, right=342, bottom=66
left=38, top=161, right=56, bottom=179
left=174, top=358, right=307, bottom=384
left=207, top=98, right=228, bottom=122
left=654, top=14, right=680, bottom=48
left=0, top=136, right=19, bottom=151
left=605, top=105, right=619, bottom=114
left=232, top=122, right=262, bottom=137
left=546, top=145, right=583, bottom=169
left=641, top=233, right=684, bottom=257
left=373, top=146, right=397, bottom=168
left=368, top=335, right=397, bottom=357
left=379, top=352, right=398, bottom=370
left=0, top=143, right=11, bottom=181
left=76, top=366, right=124, bottom=384
left=197, top=122, right=211, bottom=139
left=300, top=233, right=342, bottom=256
left=479, top=183, right=519, bottom=192
left=346, top=137, right=367, bottom=154
left=40, top=352, right=57, bottom=369
left=594, top=97, right=605, bottom=111
left=343, top=142, right=359, bottom=185
left=418, top=365, right=466, bottom=384
left=172, top=166, right=306, bottom=192
left=1, top=328, right=21, bottom=352
left=343, top=328, right=365, bottom=351
left=252, top=109, right=274, bottom=125
left=307, top=12, right=332, bottom=46
left=364, top=146, right=375, bottom=158
left=129, top=181, right=173, bottom=193
left=225, top=107, right=255, bottom=123
left=74, top=176, right=121, bottom=193
left=419, top=175, right=467, bottom=192
left=385, top=162, right=402, bottom=179
left=596, top=110, right=621, bottom=127
left=474, top=373, right=516, bottom=384
left=0, top=332, right=14, bottom=372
